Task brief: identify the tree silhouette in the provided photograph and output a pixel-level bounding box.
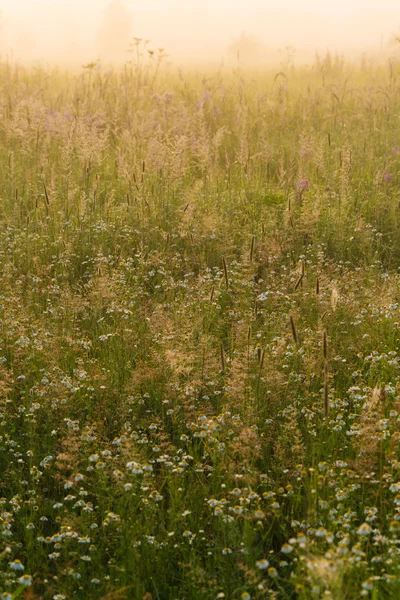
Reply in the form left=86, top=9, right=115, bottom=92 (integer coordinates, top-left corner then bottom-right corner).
left=0, top=10, right=7, bottom=53
left=227, top=32, right=264, bottom=64
left=97, top=0, right=133, bottom=62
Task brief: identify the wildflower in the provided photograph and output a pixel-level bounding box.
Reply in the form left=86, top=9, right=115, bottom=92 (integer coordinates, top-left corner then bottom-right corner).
left=315, top=527, right=326, bottom=538
left=127, top=462, right=143, bottom=474
left=262, top=491, right=275, bottom=500
left=241, top=593, right=251, bottom=600
left=222, top=548, right=232, bottom=555
left=383, top=173, right=393, bottom=182
left=362, top=579, right=374, bottom=591
left=248, top=491, right=259, bottom=501
left=268, top=567, right=278, bottom=578
left=39, top=455, right=54, bottom=468
left=17, top=574, right=32, bottom=585
left=297, top=179, right=310, bottom=191
left=256, top=558, right=269, bottom=569
left=9, top=559, right=24, bottom=571
left=281, top=543, right=294, bottom=554
left=326, top=531, right=334, bottom=543
left=357, top=523, right=372, bottom=536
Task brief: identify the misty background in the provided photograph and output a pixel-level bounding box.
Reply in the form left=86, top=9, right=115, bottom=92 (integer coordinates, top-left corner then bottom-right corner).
left=0, top=0, right=399, bottom=65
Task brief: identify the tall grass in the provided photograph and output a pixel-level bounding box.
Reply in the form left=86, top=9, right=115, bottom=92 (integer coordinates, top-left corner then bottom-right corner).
left=0, top=51, right=399, bottom=598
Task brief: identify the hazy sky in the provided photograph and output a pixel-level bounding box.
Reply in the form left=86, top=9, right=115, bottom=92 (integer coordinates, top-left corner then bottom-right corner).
left=0, top=0, right=399, bottom=64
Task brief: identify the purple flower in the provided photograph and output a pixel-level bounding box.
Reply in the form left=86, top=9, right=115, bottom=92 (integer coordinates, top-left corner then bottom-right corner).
left=383, top=173, right=393, bottom=182
left=297, top=179, right=310, bottom=191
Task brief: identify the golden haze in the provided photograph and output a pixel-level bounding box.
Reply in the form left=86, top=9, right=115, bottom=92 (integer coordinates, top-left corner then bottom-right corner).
left=0, top=0, right=399, bottom=65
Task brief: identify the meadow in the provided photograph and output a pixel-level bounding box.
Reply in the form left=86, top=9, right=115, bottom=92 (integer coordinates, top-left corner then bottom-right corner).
left=0, top=49, right=400, bottom=599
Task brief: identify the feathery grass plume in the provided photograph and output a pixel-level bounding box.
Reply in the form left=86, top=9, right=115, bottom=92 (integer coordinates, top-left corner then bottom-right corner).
left=42, top=179, right=50, bottom=216
left=250, top=235, right=255, bottom=263
left=294, top=272, right=304, bottom=290
left=353, top=387, right=386, bottom=474
left=331, top=287, right=339, bottom=312
left=256, top=346, right=266, bottom=402
left=323, top=330, right=328, bottom=360
left=287, top=191, right=295, bottom=228
left=257, top=346, right=262, bottom=364
left=219, top=342, right=226, bottom=373
left=290, top=316, right=298, bottom=345
left=323, top=331, right=328, bottom=415
left=324, top=362, right=329, bottom=416
left=42, top=180, right=50, bottom=206
left=222, top=256, right=229, bottom=290
left=259, top=348, right=265, bottom=370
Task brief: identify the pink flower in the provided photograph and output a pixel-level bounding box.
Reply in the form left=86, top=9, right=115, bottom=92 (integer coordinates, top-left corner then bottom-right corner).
left=297, top=179, right=309, bottom=191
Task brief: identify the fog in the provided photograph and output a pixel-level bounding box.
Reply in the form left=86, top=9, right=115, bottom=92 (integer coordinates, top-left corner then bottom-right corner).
left=0, top=0, right=399, bottom=66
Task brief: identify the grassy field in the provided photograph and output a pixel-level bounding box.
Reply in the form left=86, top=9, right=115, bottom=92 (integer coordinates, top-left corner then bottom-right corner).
left=0, top=51, right=400, bottom=599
